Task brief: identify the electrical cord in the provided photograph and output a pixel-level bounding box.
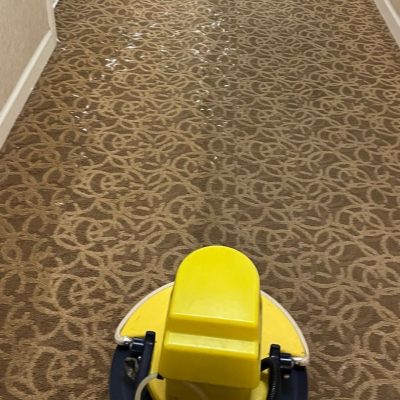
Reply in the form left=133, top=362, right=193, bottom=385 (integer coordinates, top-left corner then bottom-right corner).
left=134, top=374, right=208, bottom=400
left=134, top=373, right=157, bottom=400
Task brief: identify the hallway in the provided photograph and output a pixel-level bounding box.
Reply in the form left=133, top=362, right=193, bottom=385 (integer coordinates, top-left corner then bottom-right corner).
left=1, top=0, right=400, bottom=398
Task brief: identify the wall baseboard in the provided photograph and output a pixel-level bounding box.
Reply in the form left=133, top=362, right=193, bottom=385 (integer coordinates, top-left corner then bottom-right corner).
left=374, top=0, right=400, bottom=46
left=0, top=30, right=56, bottom=150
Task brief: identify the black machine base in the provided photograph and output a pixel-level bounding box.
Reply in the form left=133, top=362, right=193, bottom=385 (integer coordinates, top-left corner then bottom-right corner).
left=109, top=340, right=308, bottom=400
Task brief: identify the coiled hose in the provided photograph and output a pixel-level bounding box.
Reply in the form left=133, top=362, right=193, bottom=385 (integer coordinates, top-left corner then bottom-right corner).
left=261, top=356, right=282, bottom=400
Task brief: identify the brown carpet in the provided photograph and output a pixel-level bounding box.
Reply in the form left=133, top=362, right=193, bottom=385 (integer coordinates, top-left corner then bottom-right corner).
left=1, top=0, right=400, bottom=398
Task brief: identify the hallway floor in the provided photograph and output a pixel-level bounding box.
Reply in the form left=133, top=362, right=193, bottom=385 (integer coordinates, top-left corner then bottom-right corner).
left=1, top=0, right=400, bottom=398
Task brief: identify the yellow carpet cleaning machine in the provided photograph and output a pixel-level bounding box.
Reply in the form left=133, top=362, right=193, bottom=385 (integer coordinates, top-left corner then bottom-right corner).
left=109, top=246, right=309, bottom=400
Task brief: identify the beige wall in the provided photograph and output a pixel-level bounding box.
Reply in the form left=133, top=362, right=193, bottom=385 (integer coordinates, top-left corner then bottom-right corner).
left=0, top=0, right=50, bottom=109
left=391, top=0, right=400, bottom=13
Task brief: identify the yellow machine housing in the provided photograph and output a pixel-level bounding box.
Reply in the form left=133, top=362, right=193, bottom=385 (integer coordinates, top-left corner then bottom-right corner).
left=159, top=246, right=261, bottom=393
left=116, top=246, right=309, bottom=400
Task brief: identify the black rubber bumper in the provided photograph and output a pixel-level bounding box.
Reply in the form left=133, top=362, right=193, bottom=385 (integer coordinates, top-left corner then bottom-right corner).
left=109, top=346, right=137, bottom=400
left=109, top=346, right=308, bottom=400
left=281, top=366, right=308, bottom=400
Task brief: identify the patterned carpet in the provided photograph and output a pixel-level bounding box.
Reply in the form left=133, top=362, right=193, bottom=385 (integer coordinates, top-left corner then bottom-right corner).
left=1, top=0, right=400, bottom=398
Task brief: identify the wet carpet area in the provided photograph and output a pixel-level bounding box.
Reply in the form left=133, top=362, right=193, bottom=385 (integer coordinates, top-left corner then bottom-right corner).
left=1, top=0, right=400, bottom=398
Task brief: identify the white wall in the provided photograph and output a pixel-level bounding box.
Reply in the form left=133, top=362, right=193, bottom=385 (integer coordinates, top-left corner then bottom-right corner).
left=0, top=0, right=56, bottom=149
